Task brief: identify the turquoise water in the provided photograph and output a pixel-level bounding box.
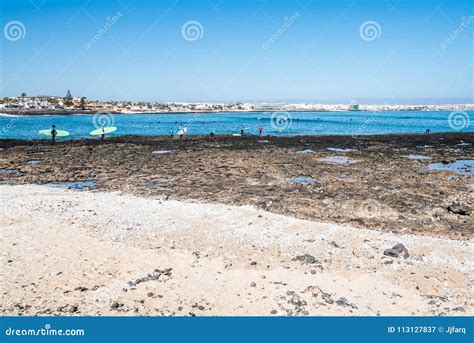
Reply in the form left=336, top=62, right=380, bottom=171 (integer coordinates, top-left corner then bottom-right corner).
left=0, top=111, right=472, bottom=140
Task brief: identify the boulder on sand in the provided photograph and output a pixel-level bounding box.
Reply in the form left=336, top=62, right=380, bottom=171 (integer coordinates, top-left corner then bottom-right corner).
left=383, top=243, right=409, bottom=259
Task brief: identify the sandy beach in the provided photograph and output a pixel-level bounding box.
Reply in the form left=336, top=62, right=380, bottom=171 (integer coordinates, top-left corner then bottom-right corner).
left=0, top=133, right=472, bottom=316
left=1, top=184, right=472, bottom=316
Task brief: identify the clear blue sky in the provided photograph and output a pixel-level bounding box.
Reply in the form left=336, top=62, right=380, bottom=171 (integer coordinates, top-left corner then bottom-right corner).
left=1, top=0, right=473, bottom=103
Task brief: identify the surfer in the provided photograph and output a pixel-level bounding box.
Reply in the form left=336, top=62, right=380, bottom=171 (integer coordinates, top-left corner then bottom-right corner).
left=51, top=124, right=57, bottom=144
left=240, top=127, right=244, bottom=135
left=89, top=126, right=116, bottom=139
left=178, top=125, right=187, bottom=139
left=258, top=126, right=263, bottom=136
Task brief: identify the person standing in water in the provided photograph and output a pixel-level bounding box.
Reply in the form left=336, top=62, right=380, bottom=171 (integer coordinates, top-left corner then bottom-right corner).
left=240, top=126, right=244, bottom=135
left=100, top=125, right=106, bottom=141
left=258, top=126, right=263, bottom=136
left=51, top=124, right=57, bottom=145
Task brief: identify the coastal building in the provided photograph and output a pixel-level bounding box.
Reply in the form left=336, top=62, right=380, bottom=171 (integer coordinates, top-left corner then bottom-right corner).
left=349, top=104, right=360, bottom=111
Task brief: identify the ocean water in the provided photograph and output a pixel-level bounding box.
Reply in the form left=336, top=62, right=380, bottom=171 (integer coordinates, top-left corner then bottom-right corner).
left=0, top=111, right=472, bottom=140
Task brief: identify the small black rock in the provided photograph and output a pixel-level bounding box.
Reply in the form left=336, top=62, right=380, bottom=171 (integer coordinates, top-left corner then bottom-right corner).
left=448, top=203, right=470, bottom=216
left=293, top=254, right=317, bottom=264
left=383, top=243, right=409, bottom=259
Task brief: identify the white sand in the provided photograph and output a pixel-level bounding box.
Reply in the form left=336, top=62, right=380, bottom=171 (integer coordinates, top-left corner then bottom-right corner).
left=0, top=184, right=472, bottom=316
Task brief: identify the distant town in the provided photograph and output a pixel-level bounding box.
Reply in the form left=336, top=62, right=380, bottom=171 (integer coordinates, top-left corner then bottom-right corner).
left=1, top=91, right=472, bottom=115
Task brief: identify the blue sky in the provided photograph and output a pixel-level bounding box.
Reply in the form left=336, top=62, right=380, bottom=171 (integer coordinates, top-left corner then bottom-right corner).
left=1, top=0, right=473, bottom=103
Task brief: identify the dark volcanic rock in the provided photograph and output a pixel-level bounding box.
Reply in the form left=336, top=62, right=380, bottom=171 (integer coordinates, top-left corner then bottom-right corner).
left=441, top=158, right=455, bottom=165
left=74, top=286, right=88, bottom=292
left=111, top=302, right=122, bottom=309
left=448, top=203, right=470, bottom=216
left=1, top=133, right=472, bottom=239
left=135, top=277, right=150, bottom=284
left=383, top=243, right=409, bottom=259
left=451, top=306, right=465, bottom=312
left=335, top=297, right=358, bottom=309
left=322, top=293, right=334, bottom=304
left=293, top=254, right=317, bottom=264
left=149, top=270, right=161, bottom=280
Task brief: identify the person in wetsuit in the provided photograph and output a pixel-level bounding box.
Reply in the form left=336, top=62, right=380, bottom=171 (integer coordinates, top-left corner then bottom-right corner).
left=100, top=125, right=106, bottom=141
left=51, top=124, right=57, bottom=145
